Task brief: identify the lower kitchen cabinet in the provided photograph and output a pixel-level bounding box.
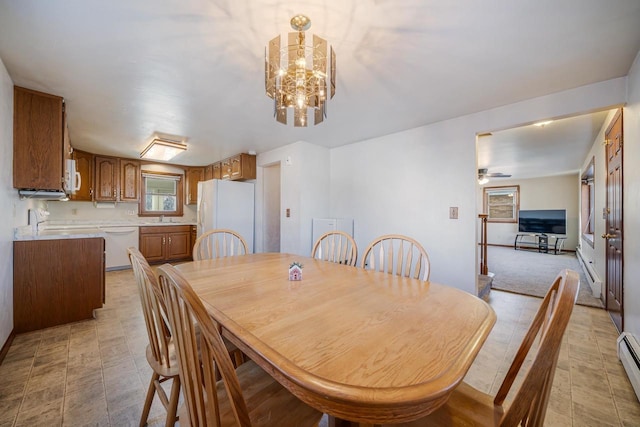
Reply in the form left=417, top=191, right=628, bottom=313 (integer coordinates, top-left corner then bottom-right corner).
left=139, top=225, right=192, bottom=263
left=13, top=237, right=105, bottom=333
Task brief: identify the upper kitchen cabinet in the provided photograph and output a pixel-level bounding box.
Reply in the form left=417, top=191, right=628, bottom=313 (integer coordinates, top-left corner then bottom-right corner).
left=221, top=153, right=256, bottom=181
left=71, top=150, right=94, bottom=201
left=185, top=167, right=204, bottom=205
left=13, top=86, right=68, bottom=190
left=94, top=155, right=140, bottom=202
left=212, top=162, right=222, bottom=179
left=120, top=159, right=140, bottom=202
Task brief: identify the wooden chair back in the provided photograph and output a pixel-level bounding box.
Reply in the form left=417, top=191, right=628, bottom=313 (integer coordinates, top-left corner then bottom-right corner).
left=157, top=263, right=251, bottom=427
left=311, top=231, right=358, bottom=266
left=495, top=269, right=580, bottom=426
left=192, top=229, right=249, bottom=261
left=128, top=247, right=173, bottom=369
left=360, top=234, right=431, bottom=281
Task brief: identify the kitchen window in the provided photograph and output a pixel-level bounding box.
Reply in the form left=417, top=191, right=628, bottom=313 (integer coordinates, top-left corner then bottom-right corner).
left=483, top=185, right=519, bottom=223
left=139, top=171, right=184, bottom=217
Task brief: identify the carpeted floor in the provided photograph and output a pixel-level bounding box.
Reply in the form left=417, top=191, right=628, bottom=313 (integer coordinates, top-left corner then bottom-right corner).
left=488, top=245, right=604, bottom=308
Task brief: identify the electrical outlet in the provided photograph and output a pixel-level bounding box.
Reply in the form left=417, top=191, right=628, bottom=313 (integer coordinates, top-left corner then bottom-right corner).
left=285, top=208, right=291, bottom=218
left=449, top=207, right=459, bottom=219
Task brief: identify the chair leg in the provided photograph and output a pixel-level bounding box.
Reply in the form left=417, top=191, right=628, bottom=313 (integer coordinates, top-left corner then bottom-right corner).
left=165, top=376, right=181, bottom=427
left=140, top=371, right=160, bottom=427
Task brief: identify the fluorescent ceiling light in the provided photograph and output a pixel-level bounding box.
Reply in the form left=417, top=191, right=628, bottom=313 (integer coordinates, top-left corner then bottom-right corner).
left=533, top=120, right=553, bottom=127
left=140, top=138, right=186, bottom=161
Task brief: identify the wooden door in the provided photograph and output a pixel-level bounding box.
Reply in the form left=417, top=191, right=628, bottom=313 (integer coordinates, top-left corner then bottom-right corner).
left=167, top=230, right=191, bottom=260
left=604, top=109, right=623, bottom=332
left=185, top=167, right=204, bottom=205
left=94, top=156, right=118, bottom=201
left=139, top=233, right=166, bottom=263
left=212, top=162, right=222, bottom=179
left=13, top=86, right=64, bottom=190
left=120, top=159, right=140, bottom=201
left=221, top=158, right=232, bottom=180
left=204, top=164, right=213, bottom=180
left=71, top=150, right=94, bottom=201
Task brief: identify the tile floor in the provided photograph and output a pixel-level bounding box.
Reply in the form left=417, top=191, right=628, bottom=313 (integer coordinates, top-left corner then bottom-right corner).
left=0, top=269, right=639, bottom=426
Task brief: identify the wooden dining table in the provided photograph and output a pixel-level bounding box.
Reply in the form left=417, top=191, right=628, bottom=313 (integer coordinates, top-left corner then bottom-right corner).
left=176, top=253, right=496, bottom=424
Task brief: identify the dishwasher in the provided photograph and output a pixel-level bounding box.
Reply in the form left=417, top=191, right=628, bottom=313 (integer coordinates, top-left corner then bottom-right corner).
left=101, top=226, right=139, bottom=271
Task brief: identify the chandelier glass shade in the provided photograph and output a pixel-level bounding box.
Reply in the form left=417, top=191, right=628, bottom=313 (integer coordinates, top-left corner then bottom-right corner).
left=265, top=15, right=335, bottom=127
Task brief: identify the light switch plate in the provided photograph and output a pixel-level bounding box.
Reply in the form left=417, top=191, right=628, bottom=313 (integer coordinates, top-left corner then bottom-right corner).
left=449, top=207, right=459, bottom=219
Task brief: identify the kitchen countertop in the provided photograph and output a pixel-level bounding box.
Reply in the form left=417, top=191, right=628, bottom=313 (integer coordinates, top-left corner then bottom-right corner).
left=14, top=220, right=197, bottom=241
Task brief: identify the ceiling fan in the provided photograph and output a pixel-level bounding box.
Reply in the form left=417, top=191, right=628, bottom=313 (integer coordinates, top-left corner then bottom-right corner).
left=478, top=168, right=511, bottom=184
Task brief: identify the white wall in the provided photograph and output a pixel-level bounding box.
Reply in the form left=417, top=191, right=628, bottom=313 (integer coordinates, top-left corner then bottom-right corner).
left=624, top=49, right=640, bottom=337
left=0, top=57, right=13, bottom=349
left=481, top=174, right=579, bottom=249
left=328, top=77, right=626, bottom=295
left=255, top=141, right=330, bottom=255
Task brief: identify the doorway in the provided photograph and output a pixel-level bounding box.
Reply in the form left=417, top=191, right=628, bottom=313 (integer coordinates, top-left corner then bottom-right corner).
left=263, top=162, right=281, bottom=252
left=604, top=109, right=624, bottom=332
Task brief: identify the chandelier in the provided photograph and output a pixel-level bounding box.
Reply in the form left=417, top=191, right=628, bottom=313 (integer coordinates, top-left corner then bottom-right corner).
left=265, top=15, right=336, bottom=127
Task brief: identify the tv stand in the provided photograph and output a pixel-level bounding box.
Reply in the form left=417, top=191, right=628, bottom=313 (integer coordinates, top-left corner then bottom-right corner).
left=514, top=233, right=566, bottom=255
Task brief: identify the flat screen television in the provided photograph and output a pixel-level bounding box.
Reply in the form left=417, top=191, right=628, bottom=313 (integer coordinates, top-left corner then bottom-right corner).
left=518, top=209, right=566, bottom=235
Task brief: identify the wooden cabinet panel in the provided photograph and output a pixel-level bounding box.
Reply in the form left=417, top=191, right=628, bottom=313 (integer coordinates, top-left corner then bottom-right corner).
left=94, top=156, right=118, bottom=201
left=71, top=150, right=94, bottom=201
left=167, top=230, right=191, bottom=259
left=204, top=164, right=213, bottom=181
left=186, top=167, right=204, bottom=205
left=139, top=233, right=166, bottom=263
left=212, top=162, right=222, bottom=179
left=139, top=225, right=193, bottom=263
left=13, top=238, right=105, bottom=333
left=120, top=159, right=140, bottom=202
left=13, top=86, right=65, bottom=190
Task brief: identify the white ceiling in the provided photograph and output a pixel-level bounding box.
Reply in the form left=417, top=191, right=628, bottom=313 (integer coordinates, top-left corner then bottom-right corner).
left=477, top=110, right=611, bottom=181
left=0, top=0, right=639, bottom=170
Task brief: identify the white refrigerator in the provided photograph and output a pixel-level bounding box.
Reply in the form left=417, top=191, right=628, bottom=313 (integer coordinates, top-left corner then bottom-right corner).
left=197, top=179, right=255, bottom=253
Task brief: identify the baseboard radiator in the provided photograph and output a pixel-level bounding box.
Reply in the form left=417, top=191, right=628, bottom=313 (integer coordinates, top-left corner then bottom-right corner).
left=576, top=249, right=602, bottom=297
left=618, top=333, right=640, bottom=402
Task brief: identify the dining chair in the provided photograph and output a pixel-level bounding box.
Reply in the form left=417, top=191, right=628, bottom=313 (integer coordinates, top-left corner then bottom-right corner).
left=192, top=228, right=249, bottom=261
left=383, top=269, right=580, bottom=427
left=311, top=230, right=358, bottom=266
left=156, top=263, right=323, bottom=427
left=360, top=234, right=431, bottom=281
left=127, top=248, right=180, bottom=427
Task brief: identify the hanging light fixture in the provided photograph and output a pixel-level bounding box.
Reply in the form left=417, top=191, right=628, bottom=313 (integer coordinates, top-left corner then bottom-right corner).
left=265, top=15, right=336, bottom=127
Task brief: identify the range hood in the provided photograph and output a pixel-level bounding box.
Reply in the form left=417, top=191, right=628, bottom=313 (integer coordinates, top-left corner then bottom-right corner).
left=18, top=190, right=69, bottom=201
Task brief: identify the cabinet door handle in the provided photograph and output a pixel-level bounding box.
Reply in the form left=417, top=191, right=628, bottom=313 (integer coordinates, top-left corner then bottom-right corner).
left=168, top=237, right=172, bottom=245
left=163, top=237, right=166, bottom=245
left=113, top=189, right=116, bottom=198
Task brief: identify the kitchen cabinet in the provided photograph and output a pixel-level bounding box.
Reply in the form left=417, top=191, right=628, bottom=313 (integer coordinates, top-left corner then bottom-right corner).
left=139, top=225, right=192, bottom=263
left=13, top=237, right=105, bottom=333
left=71, top=150, right=94, bottom=201
left=212, top=162, right=222, bottom=179
left=94, top=155, right=140, bottom=202
left=185, top=167, right=204, bottom=205
left=204, top=164, right=213, bottom=180
left=13, top=86, right=70, bottom=191
left=220, top=153, right=256, bottom=181
left=120, top=159, right=141, bottom=202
